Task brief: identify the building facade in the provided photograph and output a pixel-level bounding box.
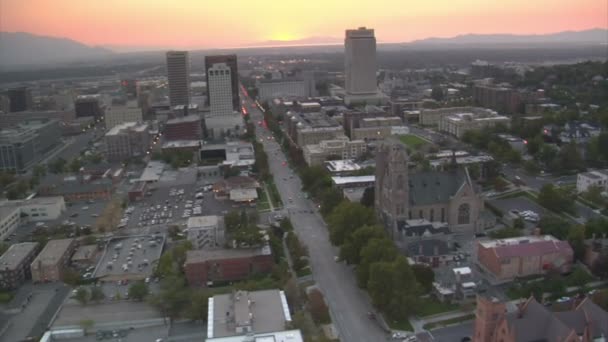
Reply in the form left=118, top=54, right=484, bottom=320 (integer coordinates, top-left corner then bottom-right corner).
left=476, top=235, right=574, bottom=284
left=438, top=112, right=510, bottom=138
left=10, top=196, right=66, bottom=222
left=0, top=242, right=39, bottom=290
left=186, top=215, right=225, bottom=249
left=104, top=105, right=143, bottom=130
left=284, top=111, right=344, bottom=147
left=166, top=51, right=191, bottom=107
left=208, top=63, right=234, bottom=117
left=576, top=169, right=608, bottom=193
left=205, top=55, right=240, bottom=111
left=375, top=139, right=486, bottom=239
left=30, top=238, right=76, bottom=283
left=163, top=115, right=202, bottom=141
left=473, top=84, right=522, bottom=114
left=303, top=137, right=367, bottom=166
left=74, top=95, right=104, bottom=119
left=257, top=79, right=309, bottom=102
left=104, top=122, right=150, bottom=161
left=4, top=87, right=33, bottom=112
left=184, top=247, right=273, bottom=287
left=0, top=206, right=21, bottom=241
left=0, top=119, right=61, bottom=173
left=419, top=107, right=498, bottom=127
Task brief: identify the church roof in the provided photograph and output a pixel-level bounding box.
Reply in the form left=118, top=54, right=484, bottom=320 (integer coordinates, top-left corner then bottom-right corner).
left=408, top=169, right=468, bottom=206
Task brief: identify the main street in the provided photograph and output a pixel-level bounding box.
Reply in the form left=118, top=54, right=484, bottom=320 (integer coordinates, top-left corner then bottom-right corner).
left=243, top=93, right=388, bottom=342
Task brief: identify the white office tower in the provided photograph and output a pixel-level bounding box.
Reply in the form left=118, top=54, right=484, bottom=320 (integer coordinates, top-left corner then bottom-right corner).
left=208, top=63, right=234, bottom=117
left=344, top=27, right=386, bottom=106
left=205, top=63, right=243, bottom=140
left=166, top=51, right=191, bottom=107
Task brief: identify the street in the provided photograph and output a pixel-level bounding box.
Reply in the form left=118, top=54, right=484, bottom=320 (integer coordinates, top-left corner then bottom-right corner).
left=244, top=93, right=389, bottom=342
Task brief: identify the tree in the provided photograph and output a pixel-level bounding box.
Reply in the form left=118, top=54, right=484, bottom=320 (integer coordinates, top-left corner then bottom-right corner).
left=526, top=135, right=545, bottom=156
left=412, top=264, right=435, bottom=293
left=591, top=255, right=608, bottom=278
left=367, top=261, right=394, bottom=309
left=32, top=164, right=47, bottom=178
left=149, top=276, right=191, bottom=322
left=566, top=267, right=593, bottom=288
left=360, top=187, right=375, bottom=208
left=69, top=158, right=82, bottom=173
left=224, top=210, right=241, bottom=233
left=339, top=225, right=385, bottom=264
left=48, top=157, right=67, bottom=173
left=357, top=238, right=398, bottom=287
left=75, top=287, right=90, bottom=305
left=585, top=218, right=608, bottom=238
left=538, top=184, right=575, bottom=214
left=538, top=144, right=559, bottom=169
left=538, top=216, right=572, bottom=240
left=387, top=256, right=421, bottom=318
left=63, top=269, right=82, bottom=286
left=493, top=177, right=508, bottom=192
left=513, top=217, right=525, bottom=229
left=558, top=142, right=584, bottom=172
left=129, top=281, right=149, bottom=301
left=90, top=286, right=105, bottom=303
left=567, top=226, right=586, bottom=261
left=489, top=227, right=523, bottom=239
left=184, top=290, right=209, bottom=321
left=581, top=185, right=606, bottom=207
left=326, top=202, right=376, bottom=246
left=307, top=289, right=331, bottom=324
left=319, top=188, right=343, bottom=216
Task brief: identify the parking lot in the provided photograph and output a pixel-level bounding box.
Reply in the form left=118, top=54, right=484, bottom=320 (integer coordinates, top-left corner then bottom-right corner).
left=93, top=235, right=165, bottom=281
left=488, top=196, right=547, bottom=230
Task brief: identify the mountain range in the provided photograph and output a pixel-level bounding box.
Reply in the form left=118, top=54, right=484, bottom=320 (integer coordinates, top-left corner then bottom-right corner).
left=0, top=29, right=606, bottom=70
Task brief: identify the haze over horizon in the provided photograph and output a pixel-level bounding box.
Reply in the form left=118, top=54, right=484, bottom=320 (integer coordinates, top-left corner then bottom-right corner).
left=1, top=0, right=606, bottom=51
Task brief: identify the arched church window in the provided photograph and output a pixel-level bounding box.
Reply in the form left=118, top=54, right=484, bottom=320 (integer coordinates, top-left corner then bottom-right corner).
left=458, top=203, right=470, bottom=225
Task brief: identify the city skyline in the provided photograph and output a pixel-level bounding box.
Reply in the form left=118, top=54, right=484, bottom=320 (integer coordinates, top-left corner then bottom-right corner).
left=1, top=0, right=606, bottom=51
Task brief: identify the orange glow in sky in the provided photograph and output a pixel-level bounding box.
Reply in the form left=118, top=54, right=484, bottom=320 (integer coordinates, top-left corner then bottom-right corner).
left=1, top=0, right=606, bottom=49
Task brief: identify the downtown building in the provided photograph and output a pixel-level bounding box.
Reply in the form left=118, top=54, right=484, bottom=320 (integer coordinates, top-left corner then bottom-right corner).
left=205, top=62, right=243, bottom=139
left=205, top=55, right=240, bottom=111
left=2, top=87, right=33, bottom=112
left=104, top=122, right=150, bottom=161
left=104, top=103, right=143, bottom=130
left=343, top=27, right=386, bottom=105
left=166, top=51, right=191, bottom=107
left=74, top=95, right=104, bottom=119
left=0, top=119, right=62, bottom=173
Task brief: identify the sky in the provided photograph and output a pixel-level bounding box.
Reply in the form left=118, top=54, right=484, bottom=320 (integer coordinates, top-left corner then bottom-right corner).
left=1, top=0, right=606, bottom=50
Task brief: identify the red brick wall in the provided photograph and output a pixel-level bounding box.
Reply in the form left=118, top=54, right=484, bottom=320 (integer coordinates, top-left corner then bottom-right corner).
left=185, top=254, right=274, bottom=287
left=477, top=243, right=501, bottom=277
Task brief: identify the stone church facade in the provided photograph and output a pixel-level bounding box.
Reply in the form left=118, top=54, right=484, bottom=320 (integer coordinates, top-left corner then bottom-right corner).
left=375, top=139, right=486, bottom=240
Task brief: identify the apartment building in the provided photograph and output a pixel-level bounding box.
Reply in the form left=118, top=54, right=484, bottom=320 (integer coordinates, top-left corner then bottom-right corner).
left=576, top=169, right=608, bottom=193
left=104, top=104, right=143, bottom=130
left=284, top=111, right=344, bottom=147
left=104, top=122, right=150, bottom=161
left=30, top=238, right=76, bottom=283
left=0, top=242, right=40, bottom=289
left=439, top=112, right=510, bottom=138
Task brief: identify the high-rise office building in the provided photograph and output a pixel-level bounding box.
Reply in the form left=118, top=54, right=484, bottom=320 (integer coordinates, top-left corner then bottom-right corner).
left=4, top=87, right=33, bottom=112
left=166, top=51, right=191, bottom=107
left=208, top=63, right=234, bottom=117
left=205, top=55, right=239, bottom=110
left=344, top=27, right=385, bottom=105
left=75, top=95, right=104, bottom=119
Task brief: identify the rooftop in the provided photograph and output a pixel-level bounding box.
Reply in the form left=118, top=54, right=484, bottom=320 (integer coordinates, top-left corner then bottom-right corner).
left=162, top=140, right=201, bottom=149
left=166, top=114, right=201, bottom=125
left=206, top=330, right=303, bottom=342
left=479, top=235, right=573, bottom=258
left=106, top=122, right=148, bottom=136
left=187, top=215, right=220, bottom=229
left=325, top=159, right=362, bottom=173
left=71, top=245, right=98, bottom=262
left=31, top=239, right=74, bottom=267
left=186, top=247, right=271, bottom=265
left=0, top=242, right=38, bottom=271
left=331, top=176, right=375, bottom=185
left=208, top=289, right=292, bottom=339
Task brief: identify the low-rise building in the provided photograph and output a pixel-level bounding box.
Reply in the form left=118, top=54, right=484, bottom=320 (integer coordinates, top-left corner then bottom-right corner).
left=0, top=205, right=21, bottom=241
left=576, top=169, right=608, bottom=193
left=128, top=181, right=148, bottom=202
left=439, top=112, right=510, bottom=138
left=206, top=289, right=294, bottom=339
left=31, top=238, right=76, bottom=283
left=104, top=122, right=150, bottom=161
left=184, top=247, right=273, bottom=287
left=0, top=242, right=39, bottom=289
left=476, top=235, right=573, bottom=284
left=212, top=176, right=260, bottom=200
left=0, top=119, right=62, bottom=173
left=164, top=115, right=202, bottom=141
left=71, top=245, right=100, bottom=269
left=351, top=116, right=404, bottom=141
left=324, top=159, right=362, bottom=175
left=284, top=111, right=344, bottom=147
left=161, top=140, right=201, bottom=161
left=15, top=196, right=66, bottom=222
left=419, top=107, right=497, bottom=127
left=303, top=137, right=366, bottom=166
left=37, top=175, right=112, bottom=202
left=187, top=216, right=225, bottom=249
left=199, top=142, right=255, bottom=169
left=406, top=239, right=451, bottom=268
left=104, top=105, right=143, bottom=130
left=331, top=175, right=375, bottom=189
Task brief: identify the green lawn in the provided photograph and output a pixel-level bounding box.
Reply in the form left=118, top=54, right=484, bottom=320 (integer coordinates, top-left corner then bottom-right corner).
left=257, top=188, right=271, bottom=211
left=398, top=134, right=428, bottom=149
left=0, top=291, right=14, bottom=304
left=267, top=180, right=283, bottom=207
left=423, top=314, right=476, bottom=330
left=417, top=298, right=460, bottom=317
left=385, top=315, right=414, bottom=332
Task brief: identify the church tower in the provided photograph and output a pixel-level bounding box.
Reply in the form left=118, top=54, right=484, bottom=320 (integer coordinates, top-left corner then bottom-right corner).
left=375, top=139, right=409, bottom=238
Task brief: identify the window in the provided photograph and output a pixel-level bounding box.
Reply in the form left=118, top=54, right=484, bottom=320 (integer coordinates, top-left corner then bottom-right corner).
left=458, top=203, right=470, bottom=225
left=419, top=210, right=423, bottom=219
left=441, top=208, right=445, bottom=222
left=430, top=208, right=434, bottom=221
left=408, top=210, right=412, bottom=219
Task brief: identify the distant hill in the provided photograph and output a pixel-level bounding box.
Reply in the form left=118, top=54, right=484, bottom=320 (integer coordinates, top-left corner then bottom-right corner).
left=406, top=28, right=608, bottom=46
left=0, top=32, right=113, bottom=69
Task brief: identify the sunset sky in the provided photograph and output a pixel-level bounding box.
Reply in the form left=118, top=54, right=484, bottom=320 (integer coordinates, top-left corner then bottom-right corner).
left=1, top=0, right=606, bottom=50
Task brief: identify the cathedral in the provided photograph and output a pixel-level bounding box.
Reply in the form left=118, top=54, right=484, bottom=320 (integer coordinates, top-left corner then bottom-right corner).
left=375, top=139, right=486, bottom=240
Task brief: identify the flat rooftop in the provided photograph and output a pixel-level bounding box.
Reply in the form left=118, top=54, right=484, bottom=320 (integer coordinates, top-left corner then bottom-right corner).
left=166, top=114, right=201, bottom=124
left=206, top=330, right=303, bottom=342
left=106, top=122, right=148, bottom=136
left=325, top=159, right=362, bottom=173
left=186, top=247, right=271, bottom=264
left=0, top=242, right=38, bottom=271
left=478, top=235, right=559, bottom=248
left=162, top=140, right=201, bottom=149
left=331, top=175, right=375, bottom=185
left=208, top=289, right=291, bottom=339
left=31, top=239, right=74, bottom=267
left=187, top=215, right=219, bottom=228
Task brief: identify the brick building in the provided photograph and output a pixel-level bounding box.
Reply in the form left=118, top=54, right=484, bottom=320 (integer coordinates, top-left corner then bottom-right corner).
left=0, top=242, right=39, bottom=289
left=184, top=247, right=273, bottom=287
left=163, top=115, right=202, bottom=141
left=473, top=295, right=608, bottom=342
left=30, top=238, right=76, bottom=283
left=476, top=235, right=573, bottom=284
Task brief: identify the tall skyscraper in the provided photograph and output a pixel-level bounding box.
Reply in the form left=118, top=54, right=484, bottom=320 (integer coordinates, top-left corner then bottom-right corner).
left=208, top=63, right=234, bottom=117
left=205, top=55, right=239, bottom=110
left=344, top=27, right=385, bottom=105
left=166, top=51, right=191, bottom=107
left=4, top=87, right=33, bottom=112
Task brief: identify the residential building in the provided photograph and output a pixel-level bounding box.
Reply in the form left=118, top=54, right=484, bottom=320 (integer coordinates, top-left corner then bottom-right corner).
left=375, top=139, right=487, bottom=239
left=104, top=104, right=143, bottom=130
left=166, top=51, right=191, bottom=107
left=104, top=122, right=150, bottom=161
left=163, top=114, right=202, bottom=141
left=284, top=111, right=344, bottom=147
left=438, top=111, right=510, bottom=138
left=576, top=169, right=608, bottom=193
left=473, top=295, right=608, bottom=342
left=4, top=87, right=33, bottom=112
left=473, top=84, right=522, bottom=114
left=206, top=289, right=294, bottom=339
left=184, top=246, right=273, bottom=287
left=74, top=95, right=103, bottom=119
left=303, top=137, right=367, bottom=166
left=205, top=55, right=240, bottom=111
left=0, top=119, right=61, bottom=173
left=212, top=176, right=260, bottom=199
left=30, top=238, right=76, bottom=283
left=419, top=106, right=499, bottom=127
left=407, top=239, right=452, bottom=268
left=187, top=215, right=225, bottom=249
left=0, top=242, right=39, bottom=289
left=0, top=206, right=20, bottom=241
left=476, top=235, right=573, bottom=284
left=344, top=27, right=385, bottom=105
